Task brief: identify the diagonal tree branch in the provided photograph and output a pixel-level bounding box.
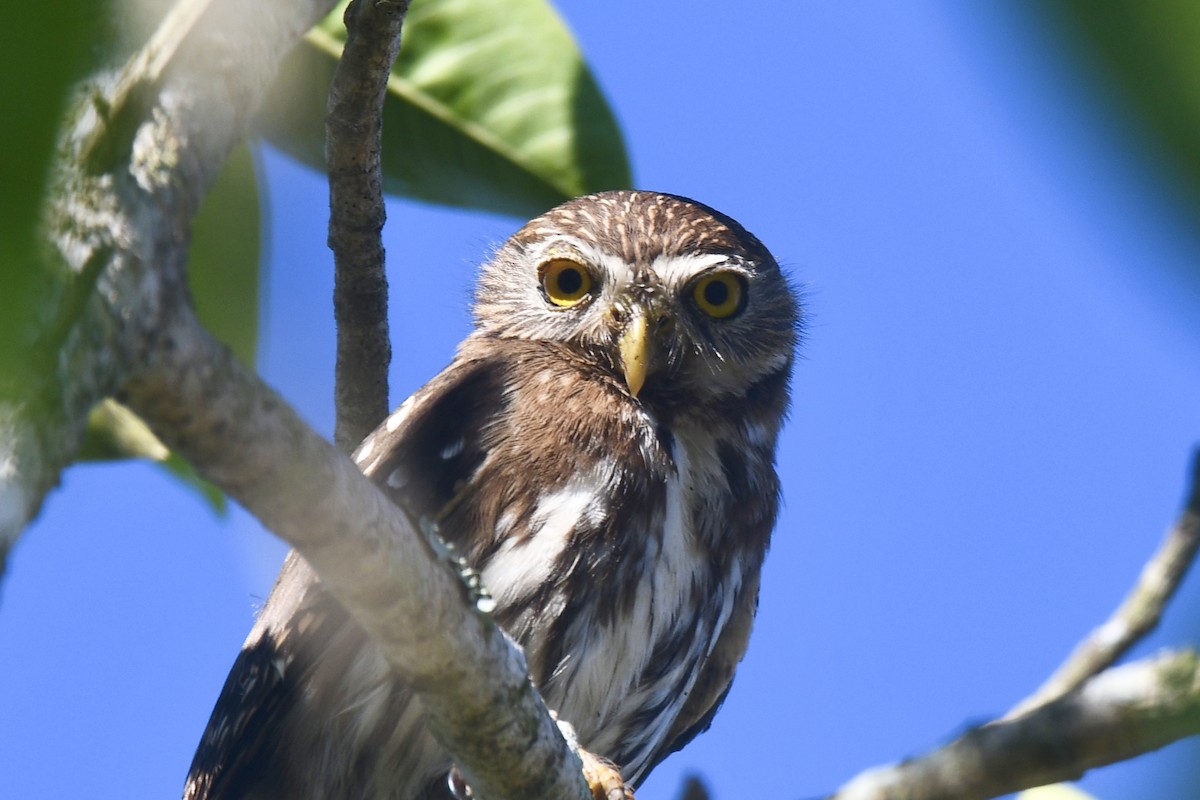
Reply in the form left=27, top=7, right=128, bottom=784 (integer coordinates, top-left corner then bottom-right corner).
left=830, top=649, right=1200, bottom=800
left=119, top=302, right=591, bottom=800
left=822, top=452, right=1200, bottom=800
left=1007, top=449, right=1200, bottom=719
left=328, top=0, right=408, bottom=452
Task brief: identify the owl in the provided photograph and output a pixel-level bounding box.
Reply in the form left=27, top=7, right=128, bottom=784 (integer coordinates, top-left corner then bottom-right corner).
left=185, top=190, right=799, bottom=799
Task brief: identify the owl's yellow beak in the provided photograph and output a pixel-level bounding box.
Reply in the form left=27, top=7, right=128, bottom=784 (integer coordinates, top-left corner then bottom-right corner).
left=618, top=312, right=650, bottom=397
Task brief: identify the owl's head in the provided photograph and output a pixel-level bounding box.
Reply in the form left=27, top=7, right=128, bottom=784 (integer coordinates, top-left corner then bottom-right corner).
left=473, top=191, right=799, bottom=406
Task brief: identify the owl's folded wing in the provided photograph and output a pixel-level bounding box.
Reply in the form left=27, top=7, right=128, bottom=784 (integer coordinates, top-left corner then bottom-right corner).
left=184, top=354, right=510, bottom=800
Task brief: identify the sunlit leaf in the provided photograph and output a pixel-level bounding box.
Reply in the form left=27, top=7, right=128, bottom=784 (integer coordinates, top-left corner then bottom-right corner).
left=80, top=399, right=169, bottom=462
left=1018, top=783, right=1098, bottom=800
left=257, top=0, right=631, bottom=218
left=79, top=399, right=225, bottom=513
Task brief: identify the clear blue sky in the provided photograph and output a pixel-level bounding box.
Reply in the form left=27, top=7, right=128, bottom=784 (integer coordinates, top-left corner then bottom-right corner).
left=4, top=3, right=1200, bottom=799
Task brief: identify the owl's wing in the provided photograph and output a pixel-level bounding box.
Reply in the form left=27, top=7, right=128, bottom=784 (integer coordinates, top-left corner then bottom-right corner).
left=185, top=354, right=509, bottom=800
left=644, top=570, right=762, bottom=775
left=184, top=553, right=347, bottom=800
left=353, top=353, right=507, bottom=530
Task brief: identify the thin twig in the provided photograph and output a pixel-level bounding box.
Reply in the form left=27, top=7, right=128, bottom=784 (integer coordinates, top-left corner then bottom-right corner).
left=328, top=0, right=409, bottom=452
left=1006, top=449, right=1200, bottom=719
left=829, top=649, right=1200, bottom=800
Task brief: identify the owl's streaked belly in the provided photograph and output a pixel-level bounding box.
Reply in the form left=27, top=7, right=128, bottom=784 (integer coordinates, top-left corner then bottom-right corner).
left=477, top=413, right=741, bottom=782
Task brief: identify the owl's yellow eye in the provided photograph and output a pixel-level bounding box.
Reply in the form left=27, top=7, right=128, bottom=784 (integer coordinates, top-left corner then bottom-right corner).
left=692, top=271, right=745, bottom=318
left=540, top=259, right=594, bottom=307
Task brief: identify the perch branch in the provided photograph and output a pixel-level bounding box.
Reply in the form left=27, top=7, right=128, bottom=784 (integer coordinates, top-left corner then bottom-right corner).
left=328, top=0, right=408, bottom=451
left=120, top=303, right=592, bottom=800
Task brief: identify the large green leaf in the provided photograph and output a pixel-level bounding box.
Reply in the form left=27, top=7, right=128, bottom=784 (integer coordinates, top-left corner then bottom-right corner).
left=257, top=0, right=632, bottom=218
left=189, top=143, right=262, bottom=368
left=0, top=1, right=109, bottom=390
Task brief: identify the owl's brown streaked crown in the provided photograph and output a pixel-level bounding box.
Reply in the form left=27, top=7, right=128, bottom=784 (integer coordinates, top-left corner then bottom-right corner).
left=509, top=190, right=774, bottom=267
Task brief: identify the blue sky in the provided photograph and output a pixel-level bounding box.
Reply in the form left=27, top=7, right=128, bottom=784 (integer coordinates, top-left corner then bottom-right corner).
left=4, top=3, right=1200, bottom=799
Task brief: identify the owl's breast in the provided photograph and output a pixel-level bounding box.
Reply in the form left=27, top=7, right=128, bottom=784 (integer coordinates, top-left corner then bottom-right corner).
left=466, top=384, right=755, bottom=781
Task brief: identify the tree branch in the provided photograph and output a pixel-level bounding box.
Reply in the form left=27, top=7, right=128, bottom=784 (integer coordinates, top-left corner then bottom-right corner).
left=328, top=0, right=407, bottom=451
left=120, top=303, right=591, bottom=800
left=829, top=649, right=1200, bottom=800
left=1007, top=449, right=1200, bottom=718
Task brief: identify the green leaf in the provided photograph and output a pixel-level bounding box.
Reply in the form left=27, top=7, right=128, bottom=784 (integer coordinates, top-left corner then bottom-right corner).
left=79, top=399, right=170, bottom=462
left=189, top=143, right=262, bottom=367
left=0, top=1, right=110, bottom=391
left=257, top=0, right=632, bottom=218
left=1018, top=784, right=1098, bottom=800
left=79, top=399, right=226, bottom=513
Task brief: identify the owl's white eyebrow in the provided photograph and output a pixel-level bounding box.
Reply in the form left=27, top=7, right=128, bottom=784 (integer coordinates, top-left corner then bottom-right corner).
left=650, top=252, right=732, bottom=285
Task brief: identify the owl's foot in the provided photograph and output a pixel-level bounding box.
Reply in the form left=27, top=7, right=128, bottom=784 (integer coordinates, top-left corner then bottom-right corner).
left=446, top=754, right=633, bottom=800
left=580, top=749, right=636, bottom=800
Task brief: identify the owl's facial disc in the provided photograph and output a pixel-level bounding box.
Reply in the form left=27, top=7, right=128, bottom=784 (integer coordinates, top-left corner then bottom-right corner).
left=473, top=190, right=798, bottom=405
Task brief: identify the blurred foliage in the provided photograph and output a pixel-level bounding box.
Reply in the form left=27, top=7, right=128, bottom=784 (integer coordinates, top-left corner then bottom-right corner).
left=79, top=399, right=169, bottom=462
left=260, top=0, right=631, bottom=218
left=1033, top=3, right=1200, bottom=256
left=0, top=1, right=107, bottom=393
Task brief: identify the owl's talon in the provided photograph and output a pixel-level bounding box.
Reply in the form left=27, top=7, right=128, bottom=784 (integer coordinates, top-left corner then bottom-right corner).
left=579, top=749, right=636, bottom=800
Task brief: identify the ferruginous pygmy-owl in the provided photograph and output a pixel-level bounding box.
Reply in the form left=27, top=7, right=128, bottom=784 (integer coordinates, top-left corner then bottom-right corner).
left=185, top=190, right=799, bottom=800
